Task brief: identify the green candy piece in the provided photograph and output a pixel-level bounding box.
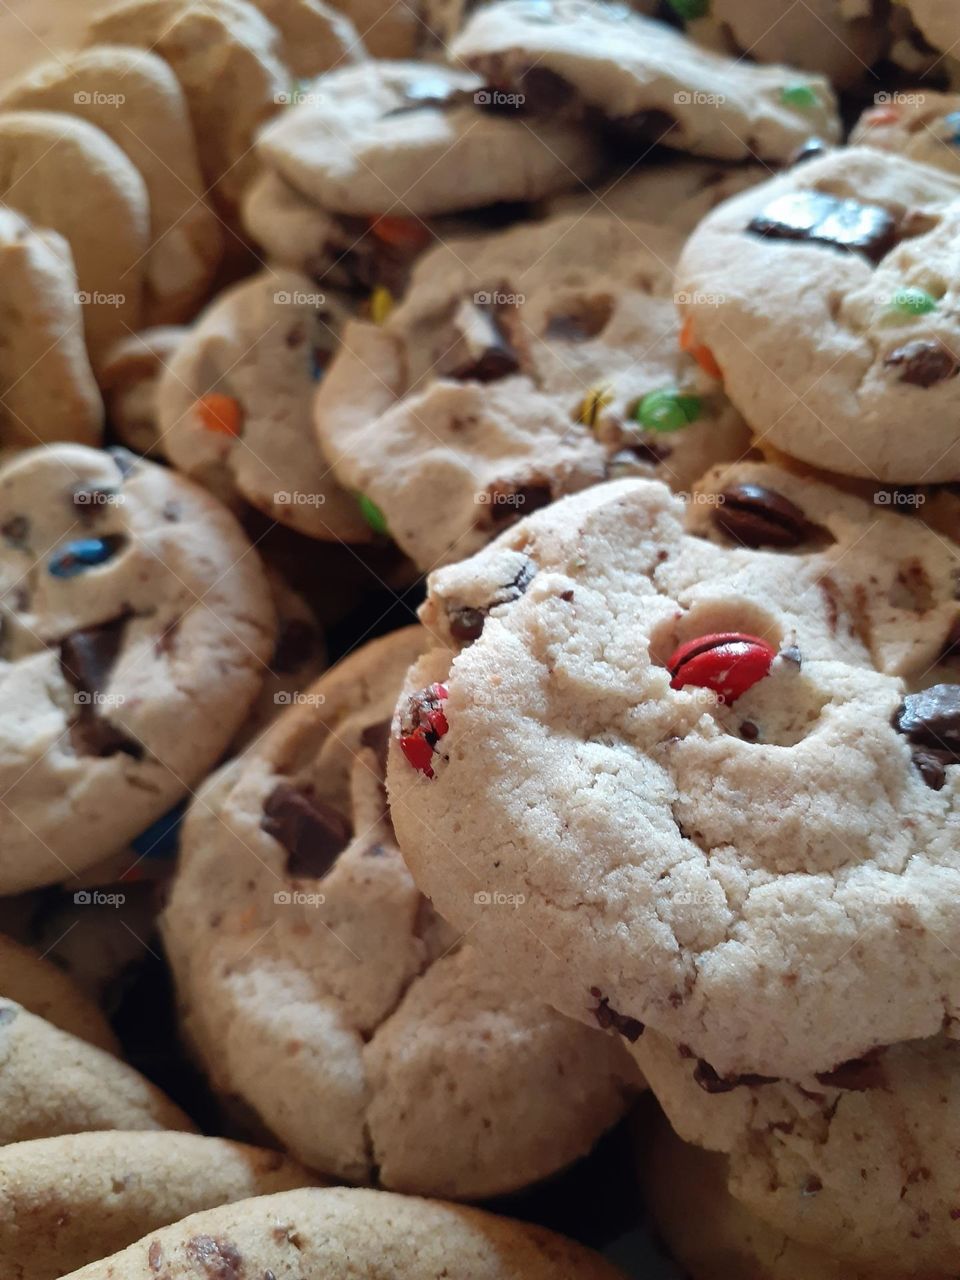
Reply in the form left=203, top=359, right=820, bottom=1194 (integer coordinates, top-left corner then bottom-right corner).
left=357, top=493, right=389, bottom=535
left=636, top=388, right=702, bottom=433
left=891, top=287, right=938, bottom=316
left=780, top=84, right=818, bottom=109
left=667, top=0, right=709, bottom=18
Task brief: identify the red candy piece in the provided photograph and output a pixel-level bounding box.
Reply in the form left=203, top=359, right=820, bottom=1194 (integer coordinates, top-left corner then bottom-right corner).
left=369, top=215, right=432, bottom=253
left=667, top=632, right=776, bottom=705
left=398, top=682, right=449, bottom=778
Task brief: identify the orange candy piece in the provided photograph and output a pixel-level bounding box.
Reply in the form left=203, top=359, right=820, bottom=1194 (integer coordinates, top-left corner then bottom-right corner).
left=194, top=392, right=243, bottom=437
left=679, top=316, right=722, bottom=380
left=369, top=215, right=432, bottom=252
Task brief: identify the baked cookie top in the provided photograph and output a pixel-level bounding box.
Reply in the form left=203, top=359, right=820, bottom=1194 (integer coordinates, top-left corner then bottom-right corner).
left=678, top=145, right=960, bottom=481
left=388, top=463, right=960, bottom=1079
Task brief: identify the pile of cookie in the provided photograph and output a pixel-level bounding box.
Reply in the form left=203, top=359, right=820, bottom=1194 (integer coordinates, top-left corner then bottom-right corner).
left=1, top=0, right=960, bottom=1275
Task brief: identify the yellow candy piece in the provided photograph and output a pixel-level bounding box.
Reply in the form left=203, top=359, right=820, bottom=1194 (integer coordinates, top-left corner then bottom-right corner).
left=577, top=386, right=613, bottom=429
left=370, top=285, right=395, bottom=326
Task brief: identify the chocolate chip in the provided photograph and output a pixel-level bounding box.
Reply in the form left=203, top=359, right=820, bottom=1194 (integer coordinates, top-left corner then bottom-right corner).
left=184, top=1236, right=244, bottom=1280
left=69, top=716, right=144, bottom=760
left=884, top=339, right=960, bottom=388
left=513, top=65, right=575, bottom=113
left=894, top=684, right=960, bottom=753
left=1, top=515, right=29, bottom=548
left=739, top=720, right=759, bottom=741
left=448, top=606, right=485, bottom=643
left=589, top=987, right=644, bottom=1042
left=271, top=619, right=319, bottom=675
left=60, top=615, right=130, bottom=699
left=747, top=191, right=900, bottom=263
left=262, top=783, right=351, bottom=879
left=790, top=137, right=829, bottom=166
left=360, top=718, right=391, bottom=771
left=148, top=1242, right=164, bottom=1272
left=713, top=483, right=822, bottom=549
left=815, top=1048, right=887, bottom=1091
left=693, top=1059, right=779, bottom=1093
left=543, top=295, right=613, bottom=342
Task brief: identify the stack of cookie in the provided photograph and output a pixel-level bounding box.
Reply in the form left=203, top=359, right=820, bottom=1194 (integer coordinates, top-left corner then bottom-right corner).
left=2, top=0, right=960, bottom=1275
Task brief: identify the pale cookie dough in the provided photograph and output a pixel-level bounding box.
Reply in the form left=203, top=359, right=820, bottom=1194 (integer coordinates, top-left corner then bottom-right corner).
left=251, top=0, right=363, bottom=75
left=87, top=0, right=288, bottom=216
left=636, top=1028, right=960, bottom=1278
left=0, top=111, right=149, bottom=366
left=0, top=999, right=192, bottom=1143
left=162, top=628, right=640, bottom=1196
left=99, top=327, right=187, bottom=457
left=452, top=0, right=840, bottom=163
left=904, top=0, right=960, bottom=54
left=158, top=269, right=372, bottom=541
left=0, top=932, right=118, bottom=1053
left=0, top=1132, right=317, bottom=1280
left=61, top=1187, right=628, bottom=1279
left=0, top=444, right=276, bottom=894
left=0, top=47, right=222, bottom=325
left=645, top=1119, right=899, bottom=1280
left=683, top=0, right=888, bottom=89
left=852, top=91, right=960, bottom=178
left=388, top=464, right=960, bottom=1080
left=257, top=60, right=600, bottom=218
left=315, top=210, right=752, bottom=571
left=0, top=206, right=102, bottom=449
left=678, top=145, right=960, bottom=481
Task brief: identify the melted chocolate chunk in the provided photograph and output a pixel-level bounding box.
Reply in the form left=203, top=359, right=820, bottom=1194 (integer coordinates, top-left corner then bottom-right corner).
left=543, top=295, right=613, bottom=342
left=894, top=684, right=960, bottom=753
left=589, top=989, right=644, bottom=1042
left=271, top=619, right=319, bottom=675
left=815, top=1048, right=887, bottom=1091
left=184, top=1236, right=244, bottom=1280
left=884, top=339, right=960, bottom=388
left=60, top=615, right=130, bottom=699
left=261, top=782, right=351, bottom=879
left=448, top=606, right=486, bottom=643
left=70, top=716, right=144, bottom=759
left=713, top=483, right=823, bottom=549
left=747, top=190, right=900, bottom=263
left=693, top=1059, right=779, bottom=1093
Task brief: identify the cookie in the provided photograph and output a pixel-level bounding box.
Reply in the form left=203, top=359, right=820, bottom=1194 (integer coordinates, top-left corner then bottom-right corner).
left=99, top=327, right=187, bottom=456
left=0, top=111, right=149, bottom=366
left=87, top=0, right=288, bottom=216
left=157, top=269, right=372, bottom=541
left=548, top=158, right=767, bottom=233
left=250, top=0, right=363, bottom=75
left=678, top=145, right=960, bottom=481
left=637, top=1028, right=960, bottom=1277
left=60, top=1186, right=628, bottom=1279
left=0, top=1132, right=316, bottom=1280
left=256, top=60, right=601, bottom=218
left=0, top=206, right=102, bottom=449
left=0, top=999, right=192, bottom=1143
left=324, top=0, right=420, bottom=56
left=315, top=209, right=752, bottom=571
left=0, top=444, right=276, bottom=894
left=852, top=91, right=960, bottom=178
left=452, top=0, right=840, bottom=163
left=645, top=1118, right=885, bottom=1280
left=387, top=462, right=960, bottom=1080
left=0, top=932, right=118, bottom=1053
left=903, top=0, right=957, bottom=54
left=0, top=47, right=222, bottom=325
left=680, top=0, right=888, bottom=89
left=162, top=627, right=641, bottom=1196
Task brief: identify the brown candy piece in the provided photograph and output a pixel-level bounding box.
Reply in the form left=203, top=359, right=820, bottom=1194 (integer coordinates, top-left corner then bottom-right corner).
left=261, top=783, right=352, bottom=879
left=712, top=483, right=822, bottom=549
left=884, top=339, right=960, bottom=388
left=747, top=190, right=900, bottom=263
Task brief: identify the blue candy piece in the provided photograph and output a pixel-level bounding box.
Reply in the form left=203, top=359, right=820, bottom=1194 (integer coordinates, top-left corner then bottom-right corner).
left=48, top=537, right=121, bottom=579
left=131, top=800, right=188, bottom=860
left=310, top=347, right=327, bottom=381
left=944, top=111, right=960, bottom=144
